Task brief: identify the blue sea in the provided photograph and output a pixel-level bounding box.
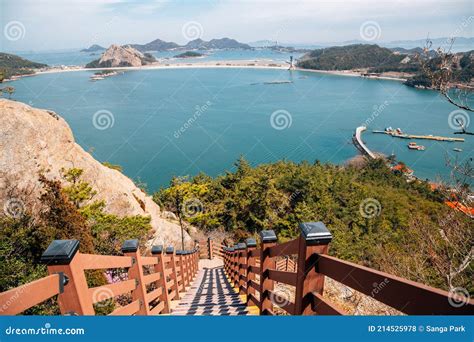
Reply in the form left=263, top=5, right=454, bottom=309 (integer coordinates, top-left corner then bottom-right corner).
left=9, top=64, right=473, bottom=191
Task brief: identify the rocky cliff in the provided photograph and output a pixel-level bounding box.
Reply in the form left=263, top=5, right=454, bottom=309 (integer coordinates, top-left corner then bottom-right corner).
left=0, top=99, right=190, bottom=247
left=86, top=44, right=156, bottom=68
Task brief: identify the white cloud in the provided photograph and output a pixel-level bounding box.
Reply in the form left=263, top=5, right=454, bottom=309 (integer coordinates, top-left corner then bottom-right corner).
left=1, top=0, right=472, bottom=51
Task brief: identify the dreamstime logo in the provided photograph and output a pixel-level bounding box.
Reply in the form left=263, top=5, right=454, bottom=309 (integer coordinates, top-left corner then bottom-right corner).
left=359, top=198, right=381, bottom=218
left=448, top=287, right=470, bottom=308
left=448, top=109, right=470, bottom=130
left=182, top=21, right=203, bottom=41
left=370, top=278, right=389, bottom=297
left=3, top=198, right=25, bottom=219
left=92, top=287, right=114, bottom=307
left=174, top=100, right=213, bottom=139
left=270, top=109, right=292, bottom=130
left=359, top=21, right=381, bottom=41
left=92, top=110, right=115, bottom=130
left=270, top=288, right=292, bottom=308
left=4, top=21, right=26, bottom=41
left=181, top=198, right=204, bottom=218
left=364, top=101, right=389, bottom=127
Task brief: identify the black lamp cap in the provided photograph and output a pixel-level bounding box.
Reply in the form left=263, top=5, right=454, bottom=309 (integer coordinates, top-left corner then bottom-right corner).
left=245, top=238, right=257, bottom=247
left=151, top=245, right=163, bottom=255
left=165, top=246, right=174, bottom=254
left=299, top=222, right=332, bottom=245
left=259, top=230, right=277, bottom=243
left=176, top=250, right=184, bottom=255
left=40, top=240, right=80, bottom=265
left=236, top=242, right=246, bottom=250
left=121, top=239, right=139, bottom=253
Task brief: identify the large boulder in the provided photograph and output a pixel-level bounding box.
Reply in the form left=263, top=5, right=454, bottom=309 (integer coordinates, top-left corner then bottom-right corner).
left=89, top=44, right=155, bottom=68
left=0, top=99, right=191, bottom=247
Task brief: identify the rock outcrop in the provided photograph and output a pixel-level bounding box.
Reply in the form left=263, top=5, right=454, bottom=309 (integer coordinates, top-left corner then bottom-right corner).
left=0, top=99, right=191, bottom=247
left=86, top=44, right=156, bottom=68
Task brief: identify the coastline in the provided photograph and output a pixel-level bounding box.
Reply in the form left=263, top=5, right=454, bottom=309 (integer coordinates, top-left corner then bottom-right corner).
left=6, top=60, right=408, bottom=83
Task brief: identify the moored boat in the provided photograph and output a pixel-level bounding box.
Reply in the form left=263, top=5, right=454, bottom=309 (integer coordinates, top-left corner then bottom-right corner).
left=408, top=142, right=425, bottom=151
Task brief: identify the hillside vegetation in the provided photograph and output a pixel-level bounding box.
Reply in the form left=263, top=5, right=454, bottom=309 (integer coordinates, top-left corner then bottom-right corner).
left=297, top=44, right=474, bottom=88
left=155, top=158, right=473, bottom=293
left=297, top=44, right=408, bottom=71
left=0, top=168, right=151, bottom=314
left=0, top=52, right=47, bottom=79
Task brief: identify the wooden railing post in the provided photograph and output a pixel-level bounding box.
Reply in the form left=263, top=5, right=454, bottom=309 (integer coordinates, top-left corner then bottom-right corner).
left=259, top=230, right=277, bottom=315
left=121, top=239, right=150, bottom=315
left=236, top=243, right=247, bottom=294
left=151, top=245, right=170, bottom=314
left=193, top=248, right=198, bottom=275
left=245, top=238, right=258, bottom=307
left=184, top=251, right=192, bottom=286
left=294, top=222, right=332, bottom=315
left=208, top=237, right=214, bottom=259
left=166, top=246, right=180, bottom=300
left=41, top=240, right=95, bottom=315
left=232, top=245, right=239, bottom=286
left=175, top=250, right=185, bottom=293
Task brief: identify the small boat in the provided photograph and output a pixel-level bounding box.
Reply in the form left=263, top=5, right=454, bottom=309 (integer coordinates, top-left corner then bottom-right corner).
left=408, top=142, right=425, bottom=151
left=453, top=148, right=463, bottom=152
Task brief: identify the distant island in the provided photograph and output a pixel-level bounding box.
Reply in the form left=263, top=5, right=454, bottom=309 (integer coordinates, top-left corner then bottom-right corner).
left=0, top=52, right=47, bottom=79
left=173, top=51, right=204, bottom=58
left=129, top=37, right=252, bottom=52
left=80, top=44, right=106, bottom=53
left=86, top=45, right=156, bottom=68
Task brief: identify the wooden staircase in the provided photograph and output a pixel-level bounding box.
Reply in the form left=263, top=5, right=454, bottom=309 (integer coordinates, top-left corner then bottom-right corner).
left=172, top=263, right=249, bottom=315
left=1, top=221, right=473, bottom=316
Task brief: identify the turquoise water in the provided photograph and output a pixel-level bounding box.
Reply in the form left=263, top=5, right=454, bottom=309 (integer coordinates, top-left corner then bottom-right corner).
left=10, top=68, right=472, bottom=191
left=14, top=49, right=301, bottom=67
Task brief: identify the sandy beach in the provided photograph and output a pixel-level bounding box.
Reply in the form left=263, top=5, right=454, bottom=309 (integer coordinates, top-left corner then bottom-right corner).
left=9, top=60, right=408, bottom=82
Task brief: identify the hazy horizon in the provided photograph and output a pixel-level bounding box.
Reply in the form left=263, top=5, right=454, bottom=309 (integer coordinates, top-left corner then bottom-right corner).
left=1, top=0, right=473, bottom=52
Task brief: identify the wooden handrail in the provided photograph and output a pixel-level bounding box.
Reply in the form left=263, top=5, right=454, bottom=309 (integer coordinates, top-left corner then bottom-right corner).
left=311, top=293, right=345, bottom=315
left=267, top=269, right=297, bottom=286
left=109, top=300, right=141, bottom=316
left=317, top=254, right=474, bottom=315
left=79, top=254, right=133, bottom=270
left=0, top=274, right=63, bottom=315
left=0, top=239, right=200, bottom=316
left=88, top=280, right=136, bottom=304
left=268, top=239, right=299, bottom=257
left=268, top=290, right=295, bottom=314
left=222, top=221, right=473, bottom=316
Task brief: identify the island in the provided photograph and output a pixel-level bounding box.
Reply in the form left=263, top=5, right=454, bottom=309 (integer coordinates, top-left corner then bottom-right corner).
left=80, top=44, right=106, bottom=53
left=173, top=51, right=204, bottom=59
left=86, top=44, right=156, bottom=68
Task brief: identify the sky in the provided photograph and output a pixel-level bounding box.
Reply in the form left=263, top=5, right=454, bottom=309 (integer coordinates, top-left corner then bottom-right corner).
left=1, top=0, right=473, bottom=51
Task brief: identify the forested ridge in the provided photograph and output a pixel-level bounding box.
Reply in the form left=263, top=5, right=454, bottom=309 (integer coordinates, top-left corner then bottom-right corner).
left=155, top=158, right=473, bottom=293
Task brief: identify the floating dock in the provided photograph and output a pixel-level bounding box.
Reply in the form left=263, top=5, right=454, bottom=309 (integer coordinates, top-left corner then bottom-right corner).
left=373, top=130, right=464, bottom=142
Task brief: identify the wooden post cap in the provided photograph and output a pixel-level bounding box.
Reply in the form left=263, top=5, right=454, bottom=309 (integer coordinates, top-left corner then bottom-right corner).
left=245, top=238, right=257, bottom=247
left=235, top=243, right=246, bottom=250
left=299, top=222, right=332, bottom=245
left=40, top=240, right=80, bottom=265
left=121, top=239, right=139, bottom=253
left=259, top=230, right=277, bottom=243
left=165, top=246, right=174, bottom=254
left=151, top=245, right=163, bottom=254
